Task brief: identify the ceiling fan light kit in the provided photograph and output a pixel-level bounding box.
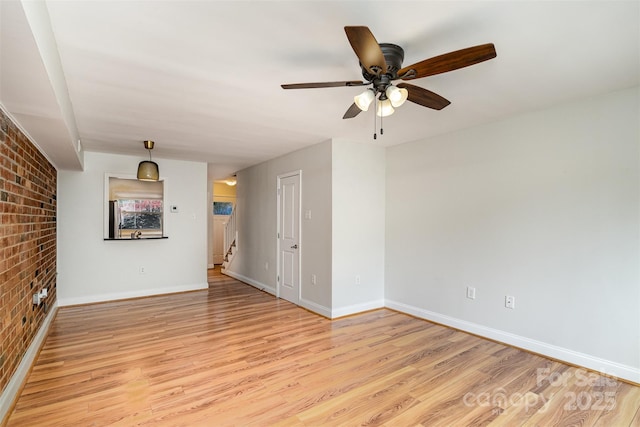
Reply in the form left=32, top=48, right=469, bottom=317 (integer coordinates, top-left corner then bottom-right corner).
left=137, top=140, right=160, bottom=181
left=281, top=26, right=496, bottom=138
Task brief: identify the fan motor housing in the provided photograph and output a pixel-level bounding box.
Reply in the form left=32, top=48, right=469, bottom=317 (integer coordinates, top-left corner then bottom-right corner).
left=361, top=43, right=405, bottom=82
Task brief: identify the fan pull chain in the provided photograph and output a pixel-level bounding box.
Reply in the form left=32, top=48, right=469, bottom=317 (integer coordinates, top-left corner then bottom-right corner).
left=373, top=97, right=377, bottom=140
left=380, top=113, right=384, bottom=136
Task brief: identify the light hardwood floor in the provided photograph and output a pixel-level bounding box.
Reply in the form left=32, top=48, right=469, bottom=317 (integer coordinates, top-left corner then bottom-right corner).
left=4, top=269, right=640, bottom=426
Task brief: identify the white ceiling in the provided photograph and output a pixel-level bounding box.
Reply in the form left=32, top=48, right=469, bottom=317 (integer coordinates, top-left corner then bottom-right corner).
left=1, top=1, right=638, bottom=179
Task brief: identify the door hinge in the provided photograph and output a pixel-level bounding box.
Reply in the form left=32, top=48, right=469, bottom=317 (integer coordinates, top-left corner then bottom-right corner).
left=277, top=275, right=280, bottom=282
left=277, top=232, right=280, bottom=238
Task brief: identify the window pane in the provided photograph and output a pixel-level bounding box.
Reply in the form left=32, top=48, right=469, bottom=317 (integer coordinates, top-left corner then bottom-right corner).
left=118, top=199, right=163, bottom=230
left=137, top=212, right=161, bottom=229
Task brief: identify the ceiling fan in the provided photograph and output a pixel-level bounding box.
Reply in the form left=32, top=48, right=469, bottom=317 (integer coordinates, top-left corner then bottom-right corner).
left=281, top=26, right=496, bottom=122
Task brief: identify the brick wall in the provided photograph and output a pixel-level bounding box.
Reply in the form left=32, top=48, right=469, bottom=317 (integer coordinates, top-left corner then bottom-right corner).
left=0, top=109, right=57, bottom=394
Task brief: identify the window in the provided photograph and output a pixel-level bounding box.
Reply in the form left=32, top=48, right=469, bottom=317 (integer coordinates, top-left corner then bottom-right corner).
left=118, top=199, right=163, bottom=231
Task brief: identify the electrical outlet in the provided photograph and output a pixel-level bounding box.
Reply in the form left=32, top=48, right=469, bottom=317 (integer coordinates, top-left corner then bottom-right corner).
left=505, top=295, right=515, bottom=309
left=466, top=286, right=476, bottom=300
left=355, top=275, right=361, bottom=285
left=139, top=266, right=146, bottom=274
left=264, top=261, right=269, bottom=271
left=311, top=274, right=317, bottom=285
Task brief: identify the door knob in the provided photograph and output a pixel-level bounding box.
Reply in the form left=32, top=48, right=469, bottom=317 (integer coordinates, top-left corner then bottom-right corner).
left=291, top=244, right=298, bottom=249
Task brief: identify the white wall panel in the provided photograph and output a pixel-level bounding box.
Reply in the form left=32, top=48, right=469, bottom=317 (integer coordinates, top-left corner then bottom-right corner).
left=385, top=87, right=639, bottom=380
left=332, top=139, right=386, bottom=315
left=230, top=140, right=333, bottom=312
left=58, top=152, right=208, bottom=304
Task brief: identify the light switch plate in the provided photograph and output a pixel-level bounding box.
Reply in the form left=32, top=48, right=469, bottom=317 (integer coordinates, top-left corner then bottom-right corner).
left=466, top=286, right=476, bottom=300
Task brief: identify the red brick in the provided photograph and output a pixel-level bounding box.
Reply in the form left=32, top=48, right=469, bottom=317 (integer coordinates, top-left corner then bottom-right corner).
left=0, top=110, right=56, bottom=394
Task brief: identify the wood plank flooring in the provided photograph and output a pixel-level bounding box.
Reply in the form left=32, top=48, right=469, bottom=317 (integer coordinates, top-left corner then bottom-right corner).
left=4, top=268, right=640, bottom=426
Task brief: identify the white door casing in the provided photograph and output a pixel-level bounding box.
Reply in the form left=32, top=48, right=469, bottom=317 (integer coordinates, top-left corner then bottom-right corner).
left=277, top=172, right=301, bottom=304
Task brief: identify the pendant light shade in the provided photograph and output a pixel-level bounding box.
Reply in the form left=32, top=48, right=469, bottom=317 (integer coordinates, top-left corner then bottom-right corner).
left=376, top=99, right=395, bottom=117
left=137, top=140, right=159, bottom=181
left=137, top=160, right=159, bottom=181
left=354, top=89, right=375, bottom=111
left=386, top=85, right=408, bottom=108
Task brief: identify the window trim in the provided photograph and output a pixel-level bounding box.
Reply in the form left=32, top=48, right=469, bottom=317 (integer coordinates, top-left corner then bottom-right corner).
left=103, top=173, right=169, bottom=239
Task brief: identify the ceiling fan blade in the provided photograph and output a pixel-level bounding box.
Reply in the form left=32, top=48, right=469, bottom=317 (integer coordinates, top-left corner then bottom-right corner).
left=281, top=81, right=367, bottom=89
left=398, top=43, right=496, bottom=80
left=397, top=83, right=451, bottom=110
left=342, top=102, right=362, bottom=119
left=344, top=26, right=387, bottom=76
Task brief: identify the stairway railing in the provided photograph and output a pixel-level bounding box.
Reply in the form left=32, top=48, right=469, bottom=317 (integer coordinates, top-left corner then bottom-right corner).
left=223, top=206, right=237, bottom=268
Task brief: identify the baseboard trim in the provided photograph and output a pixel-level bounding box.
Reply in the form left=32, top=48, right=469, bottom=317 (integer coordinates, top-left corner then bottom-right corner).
left=299, top=298, right=331, bottom=318
left=222, top=270, right=276, bottom=296
left=1, top=302, right=58, bottom=424
left=221, top=270, right=332, bottom=318
left=332, top=299, right=385, bottom=319
left=385, top=299, right=640, bottom=384
left=57, top=283, right=209, bottom=307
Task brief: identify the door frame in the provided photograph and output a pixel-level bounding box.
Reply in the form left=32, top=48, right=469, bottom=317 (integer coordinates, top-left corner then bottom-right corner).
left=276, top=170, right=302, bottom=301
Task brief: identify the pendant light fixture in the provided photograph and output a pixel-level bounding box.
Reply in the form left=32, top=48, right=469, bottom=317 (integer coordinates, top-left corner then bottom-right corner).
left=137, top=140, right=159, bottom=181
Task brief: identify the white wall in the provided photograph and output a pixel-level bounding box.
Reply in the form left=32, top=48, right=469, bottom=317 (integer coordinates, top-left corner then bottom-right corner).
left=332, top=139, right=386, bottom=316
left=229, top=139, right=386, bottom=318
left=228, top=141, right=333, bottom=315
left=58, top=152, right=208, bottom=305
left=385, top=87, right=639, bottom=382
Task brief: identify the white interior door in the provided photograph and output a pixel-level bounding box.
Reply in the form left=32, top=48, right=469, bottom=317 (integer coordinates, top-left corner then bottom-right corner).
left=278, top=173, right=300, bottom=304
left=213, top=216, right=228, bottom=264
